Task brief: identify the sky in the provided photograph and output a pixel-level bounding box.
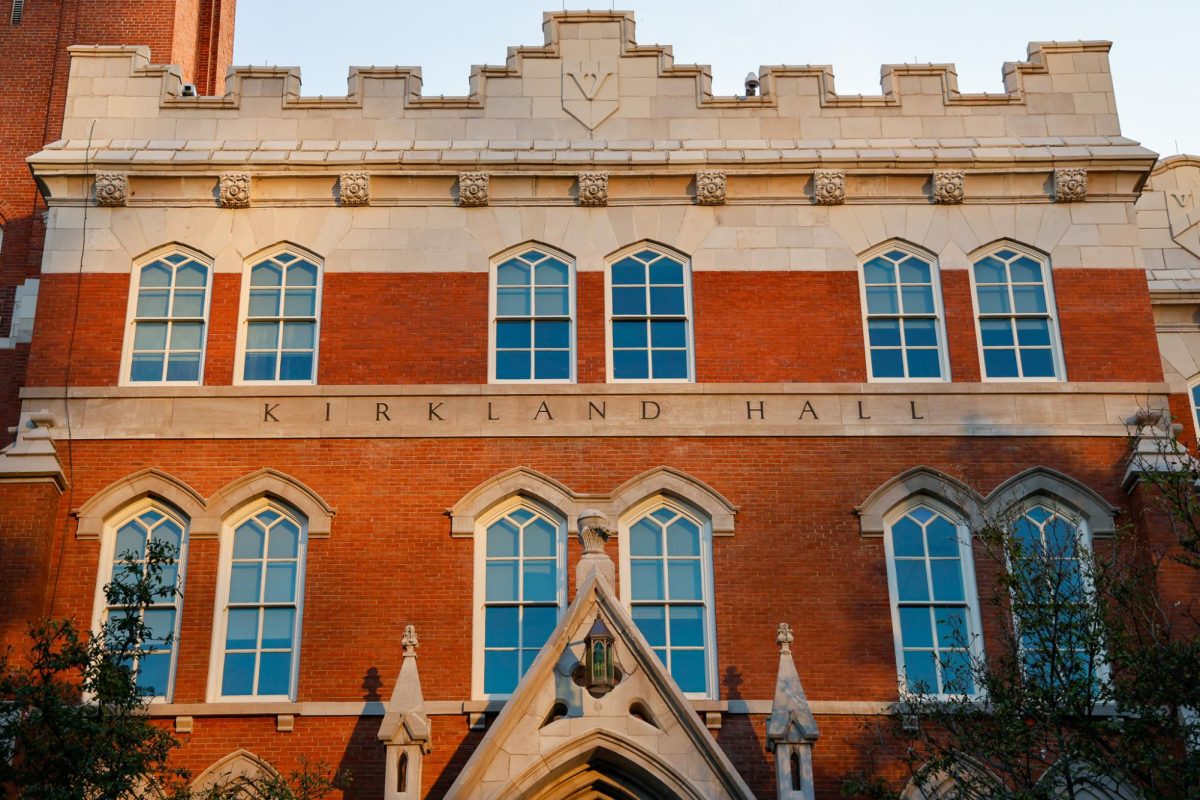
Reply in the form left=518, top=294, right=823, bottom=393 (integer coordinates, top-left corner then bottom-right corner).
left=233, top=0, right=1199, bottom=157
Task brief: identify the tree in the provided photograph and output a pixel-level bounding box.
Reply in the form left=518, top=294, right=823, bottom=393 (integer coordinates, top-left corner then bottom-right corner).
left=186, top=758, right=351, bottom=800
left=842, top=422, right=1200, bottom=799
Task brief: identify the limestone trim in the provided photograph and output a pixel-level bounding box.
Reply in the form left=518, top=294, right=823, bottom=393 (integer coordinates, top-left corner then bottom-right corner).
left=204, top=468, right=336, bottom=538
left=984, top=465, right=1118, bottom=536
left=190, top=750, right=280, bottom=793
left=217, top=172, right=250, bottom=208
left=458, top=172, right=490, bottom=207
left=0, top=410, right=66, bottom=490
left=933, top=170, right=965, bottom=204
left=448, top=465, right=737, bottom=538
left=338, top=171, right=371, bottom=206
left=74, top=467, right=207, bottom=540
left=855, top=466, right=980, bottom=537
left=813, top=169, right=846, bottom=205
left=93, top=173, right=127, bottom=207
left=695, top=170, right=726, bottom=205
left=576, top=172, right=609, bottom=206
left=1054, top=167, right=1088, bottom=202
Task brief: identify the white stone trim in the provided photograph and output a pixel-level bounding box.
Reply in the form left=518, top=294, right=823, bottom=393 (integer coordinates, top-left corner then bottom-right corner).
left=855, top=466, right=980, bottom=537
left=204, top=467, right=336, bottom=538
left=487, top=242, right=577, bottom=385
left=984, top=465, right=1117, bottom=535
left=190, top=750, right=280, bottom=793
left=74, top=467, right=208, bottom=540
left=604, top=241, right=696, bottom=384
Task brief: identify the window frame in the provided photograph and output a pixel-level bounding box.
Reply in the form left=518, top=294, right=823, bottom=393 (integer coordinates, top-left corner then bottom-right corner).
left=1189, top=380, right=1200, bottom=449
left=233, top=245, right=324, bottom=387
left=119, top=246, right=214, bottom=387
left=206, top=498, right=308, bottom=703
left=857, top=242, right=951, bottom=383
left=604, top=243, right=696, bottom=384
left=487, top=244, right=578, bottom=385
left=471, top=498, right=568, bottom=701
left=89, top=497, right=190, bottom=703
left=881, top=498, right=985, bottom=699
left=967, top=242, right=1066, bottom=383
left=617, top=495, right=718, bottom=700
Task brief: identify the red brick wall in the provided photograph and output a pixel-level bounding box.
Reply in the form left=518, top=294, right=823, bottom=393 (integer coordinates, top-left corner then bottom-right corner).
left=24, top=268, right=1163, bottom=387
left=0, top=481, right=63, bottom=651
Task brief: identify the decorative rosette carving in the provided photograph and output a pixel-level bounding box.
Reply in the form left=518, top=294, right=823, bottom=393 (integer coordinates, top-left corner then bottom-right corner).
left=458, top=172, right=489, bottom=207
left=578, top=172, right=609, bottom=206
left=339, top=172, right=371, bottom=206
left=933, top=170, right=965, bottom=204
left=1055, top=168, right=1087, bottom=202
left=94, top=173, right=127, bottom=207
left=695, top=170, right=727, bottom=205
left=813, top=169, right=845, bottom=205
left=218, top=172, right=251, bottom=208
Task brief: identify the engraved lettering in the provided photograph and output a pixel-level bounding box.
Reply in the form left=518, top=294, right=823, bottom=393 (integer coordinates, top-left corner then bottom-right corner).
left=641, top=400, right=661, bottom=420
left=376, top=402, right=391, bottom=422
left=1172, top=192, right=1191, bottom=207
left=488, top=401, right=499, bottom=421
left=798, top=401, right=818, bottom=420
left=588, top=401, right=606, bottom=420
left=325, top=401, right=331, bottom=422
left=910, top=400, right=924, bottom=420
left=428, top=402, right=445, bottom=421
left=858, top=400, right=870, bottom=420
left=746, top=400, right=765, bottom=420
left=263, top=403, right=279, bottom=423
left=570, top=70, right=611, bottom=101
left=534, top=401, right=553, bottom=421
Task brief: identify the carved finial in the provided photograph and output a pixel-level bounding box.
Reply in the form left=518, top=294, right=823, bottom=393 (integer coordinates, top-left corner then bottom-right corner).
left=776, top=622, right=794, bottom=654
left=402, top=625, right=419, bottom=657
left=576, top=509, right=611, bottom=554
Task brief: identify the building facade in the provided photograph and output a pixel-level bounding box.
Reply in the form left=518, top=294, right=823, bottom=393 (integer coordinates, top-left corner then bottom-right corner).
left=0, top=8, right=1196, bottom=799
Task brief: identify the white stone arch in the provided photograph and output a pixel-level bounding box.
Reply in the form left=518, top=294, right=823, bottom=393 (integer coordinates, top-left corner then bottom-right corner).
left=609, top=466, right=737, bottom=536
left=984, top=466, right=1117, bottom=536
left=74, top=468, right=207, bottom=540
left=1037, top=760, right=1140, bottom=799
left=900, top=760, right=1001, bottom=800
left=449, top=466, right=580, bottom=536
left=855, top=466, right=981, bottom=537
left=203, top=468, right=336, bottom=537
left=189, top=749, right=281, bottom=794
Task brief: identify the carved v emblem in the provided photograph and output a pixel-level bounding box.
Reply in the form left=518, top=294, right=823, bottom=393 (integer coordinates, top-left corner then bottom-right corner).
left=570, top=70, right=611, bottom=101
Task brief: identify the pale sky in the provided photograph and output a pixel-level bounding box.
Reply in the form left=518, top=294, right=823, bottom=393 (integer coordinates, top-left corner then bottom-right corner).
left=233, top=0, right=1199, bottom=157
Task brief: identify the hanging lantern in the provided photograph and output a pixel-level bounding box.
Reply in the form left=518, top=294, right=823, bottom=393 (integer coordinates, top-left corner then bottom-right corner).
left=575, top=613, right=619, bottom=697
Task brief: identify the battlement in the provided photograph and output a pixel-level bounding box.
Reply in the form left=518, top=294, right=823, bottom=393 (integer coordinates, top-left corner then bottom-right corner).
left=50, top=11, right=1130, bottom=150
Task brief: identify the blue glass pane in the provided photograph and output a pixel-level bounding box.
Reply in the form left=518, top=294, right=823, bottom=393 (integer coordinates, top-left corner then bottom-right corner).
left=279, top=352, right=313, bottom=381
left=1015, top=318, right=1051, bottom=346
left=630, top=519, right=662, bottom=556
left=904, top=650, right=939, bottom=693
left=1010, top=256, right=1043, bottom=282
left=865, top=286, right=899, bottom=315
left=935, top=608, right=970, bottom=648
left=631, top=561, right=664, bottom=600
left=930, top=561, right=965, bottom=602
left=137, top=290, right=169, bottom=317
left=901, top=285, right=934, bottom=314
left=651, top=349, right=688, bottom=379
left=891, top=518, right=924, bottom=557
left=976, top=286, right=1010, bottom=314
left=979, top=319, right=1014, bottom=347
left=496, top=320, right=530, bottom=349
left=282, top=321, right=314, bottom=349
left=176, top=262, right=206, bottom=287
left=134, top=322, right=168, bottom=350
left=169, top=322, right=203, bottom=350
left=222, top=653, right=255, bottom=696
left=251, top=262, right=282, bottom=287
left=523, top=517, right=557, bottom=558
left=611, top=258, right=644, bottom=285
left=523, top=561, right=556, bottom=602
left=116, top=522, right=146, bottom=560
left=1019, top=348, right=1055, bottom=377
left=497, top=258, right=530, bottom=286
left=613, top=349, right=649, bottom=380
left=274, top=253, right=297, bottom=265
left=899, top=606, right=933, bottom=648
left=258, top=651, right=291, bottom=695
left=248, top=289, right=280, bottom=317
left=486, top=561, right=518, bottom=602
left=671, top=649, right=706, bottom=694
left=485, top=607, right=518, bottom=648
left=909, top=507, right=934, bottom=524
left=649, top=258, right=684, bottom=285
left=130, top=354, right=164, bottom=382
left=136, top=652, right=171, bottom=697
left=926, top=518, right=959, bottom=557
left=904, top=319, right=938, bottom=347
left=173, top=289, right=205, bottom=317
left=898, top=257, right=931, bottom=283
left=906, top=349, right=941, bottom=379
left=243, top=352, right=277, bottom=381
left=633, top=606, right=666, bottom=647
left=1013, top=516, right=1042, bottom=550
left=871, top=348, right=904, bottom=378
left=1012, top=285, right=1047, bottom=314
left=165, top=353, right=200, bottom=382
left=668, top=560, right=702, bottom=600
left=669, top=606, right=705, bottom=647
left=534, top=351, right=569, bottom=378
left=863, top=259, right=894, bottom=284
left=651, top=508, right=676, bottom=524
left=651, top=320, right=687, bottom=348
left=940, top=650, right=974, bottom=694
left=1044, top=518, right=1078, bottom=556
left=868, top=319, right=901, bottom=347
left=497, top=286, right=531, bottom=316
left=649, top=286, right=685, bottom=316
left=612, top=286, right=646, bottom=315
left=535, top=258, right=569, bottom=285
left=995, top=249, right=1017, bottom=261
left=261, top=608, right=295, bottom=650
left=484, top=650, right=518, bottom=695
left=234, top=521, right=265, bottom=559
left=521, top=606, right=557, bottom=649
left=613, top=320, right=647, bottom=348
left=896, top=560, right=930, bottom=601
left=141, top=263, right=172, bottom=287
left=983, top=348, right=1019, bottom=378
left=666, top=518, right=699, bottom=556
left=534, top=286, right=569, bottom=316
left=143, top=608, right=176, bottom=648
left=487, top=518, right=519, bottom=557
left=264, top=563, right=297, bottom=602
left=154, top=564, right=178, bottom=601
left=246, top=322, right=278, bottom=350
left=496, top=350, right=530, bottom=380
left=229, top=563, right=262, bottom=603
left=226, top=608, right=259, bottom=650
left=534, top=320, right=570, bottom=348
left=268, top=519, right=299, bottom=558
left=511, top=509, right=534, bottom=524
left=286, top=261, right=318, bottom=285
left=973, top=257, right=1006, bottom=284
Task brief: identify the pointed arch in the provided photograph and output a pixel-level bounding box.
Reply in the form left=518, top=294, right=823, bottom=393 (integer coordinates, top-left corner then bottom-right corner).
left=74, top=468, right=206, bottom=540
left=449, top=466, right=579, bottom=536
left=489, top=242, right=576, bottom=383
left=605, top=241, right=694, bottom=383
left=204, top=468, right=336, bottom=537
left=609, top=466, right=737, bottom=535
left=235, top=242, right=323, bottom=385
left=984, top=466, right=1117, bottom=535
left=189, top=749, right=280, bottom=793
left=855, top=466, right=981, bottom=537
left=132, top=241, right=215, bottom=268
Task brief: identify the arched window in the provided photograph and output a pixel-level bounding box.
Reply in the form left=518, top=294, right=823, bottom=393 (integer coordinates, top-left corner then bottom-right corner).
left=491, top=247, right=574, bottom=382
left=608, top=246, right=693, bottom=382
left=474, top=503, right=566, bottom=698
left=970, top=244, right=1063, bottom=380
left=92, top=501, right=188, bottom=699
left=210, top=501, right=307, bottom=700
left=124, top=250, right=211, bottom=384
left=238, top=248, right=321, bottom=384
left=860, top=245, right=948, bottom=381
left=884, top=503, right=982, bottom=696
left=620, top=499, right=715, bottom=697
